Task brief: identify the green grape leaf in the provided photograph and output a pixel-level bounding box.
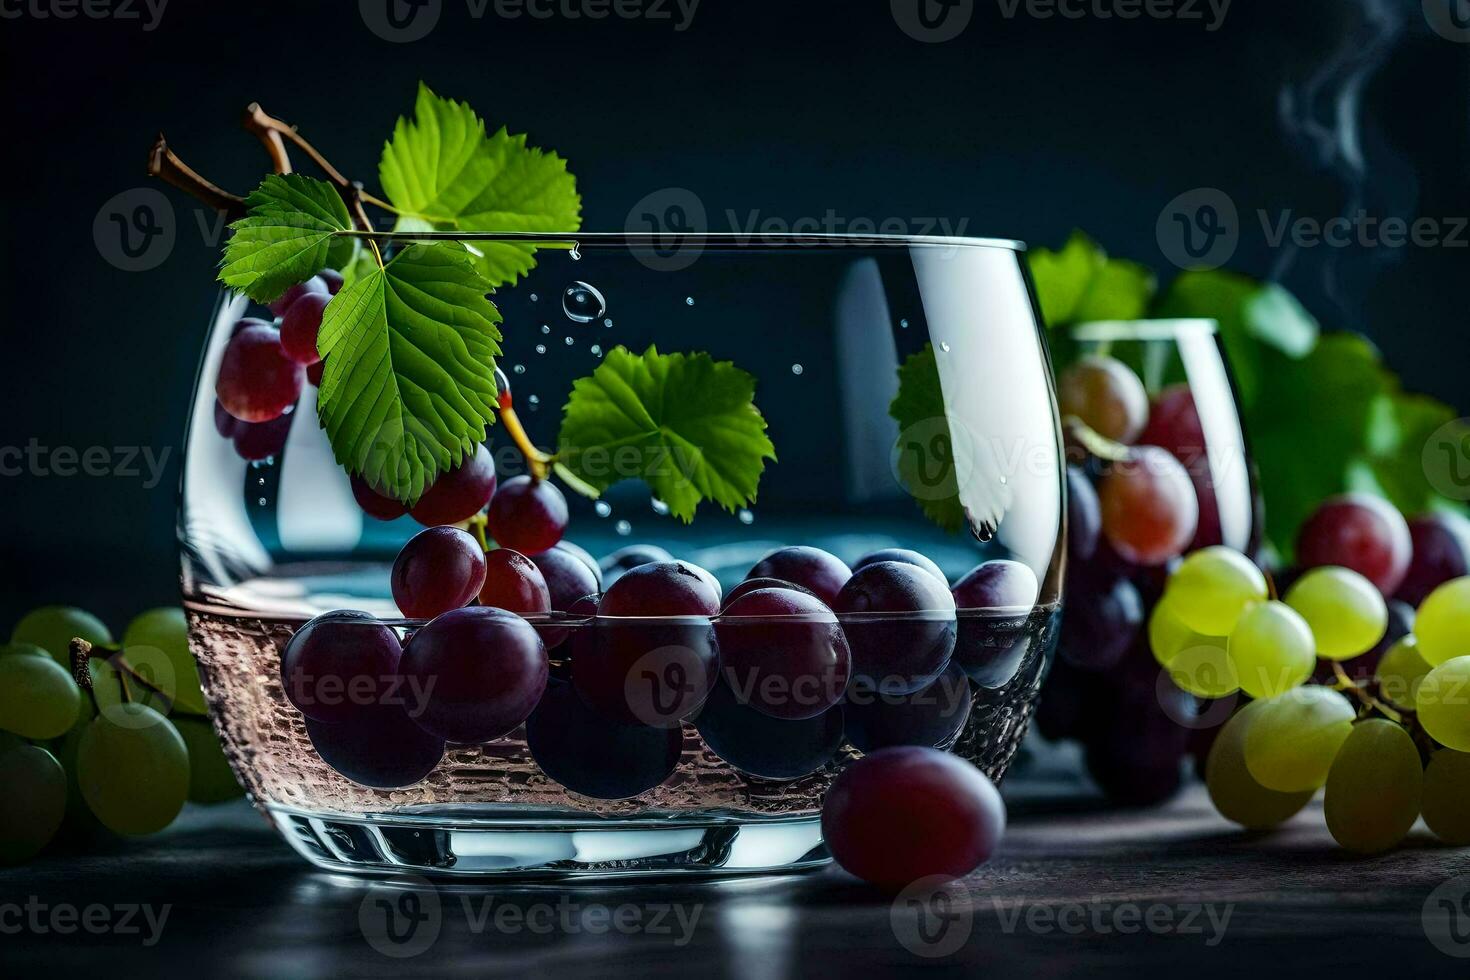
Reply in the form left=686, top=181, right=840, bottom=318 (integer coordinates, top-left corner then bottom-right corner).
left=316, top=243, right=503, bottom=503
left=218, top=174, right=356, bottom=304
left=379, top=83, right=582, bottom=287
left=888, top=343, right=968, bottom=534
left=1028, top=231, right=1155, bottom=327
left=556, top=346, right=775, bottom=522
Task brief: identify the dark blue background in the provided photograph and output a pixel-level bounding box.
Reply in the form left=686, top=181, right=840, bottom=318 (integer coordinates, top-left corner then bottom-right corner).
left=3, top=0, right=1467, bottom=627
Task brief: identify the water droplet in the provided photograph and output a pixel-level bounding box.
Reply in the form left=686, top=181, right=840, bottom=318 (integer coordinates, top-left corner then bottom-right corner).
left=615, top=519, right=632, bottom=536
left=900, top=318, right=910, bottom=329
left=257, top=477, right=266, bottom=486
left=535, top=344, right=547, bottom=355
left=972, top=524, right=995, bottom=543
left=529, top=293, right=539, bottom=303
left=590, top=344, right=602, bottom=356
left=594, top=500, right=613, bottom=518
left=527, top=394, right=540, bottom=412
left=738, top=509, right=755, bottom=525
left=999, top=475, right=1008, bottom=485
left=651, top=498, right=670, bottom=516
left=513, top=363, right=526, bottom=375
left=603, top=317, right=613, bottom=328
left=540, top=324, right=551, bottom=335
left=563, top=282, right=606, bottom=323
left=257, top=497, right=268, bottom=507
left=791, top=364, right=804, bottom=376
left=939, top=341, right=951, bottom=353
left=569, top=246, right=582, bottom=261
left=685, top=296, right=695, bottom=306
left=564, top=336, right=575, bottom=346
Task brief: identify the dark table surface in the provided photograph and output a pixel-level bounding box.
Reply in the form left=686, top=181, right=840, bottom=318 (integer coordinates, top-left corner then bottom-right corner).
left=4, top=777, right=1469, bottom=979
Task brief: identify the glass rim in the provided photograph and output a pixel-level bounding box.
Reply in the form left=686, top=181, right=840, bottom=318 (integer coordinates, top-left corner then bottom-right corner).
left=337, top=230, right=1028, bottom=252
left=1070, top=318, right=1220, bottom=341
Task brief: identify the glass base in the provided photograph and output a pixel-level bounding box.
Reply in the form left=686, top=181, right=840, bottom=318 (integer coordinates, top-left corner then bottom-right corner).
left=268, top=804, right=831, bottom=879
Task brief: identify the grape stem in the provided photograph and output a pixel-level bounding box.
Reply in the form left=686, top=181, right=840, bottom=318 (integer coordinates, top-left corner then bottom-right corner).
left=146, top=135, right=247, bottom=221
left=1062, top=417, right=1131, bottom=463
left=66, top=638, right=174, bottom=714
left=467, top=513, right=490, bottom=552
left=494, top=368, right=555, bottom=481
left=1331, top=661, right=1403, bottom=723
left=243, top=103, right=378, bottom=238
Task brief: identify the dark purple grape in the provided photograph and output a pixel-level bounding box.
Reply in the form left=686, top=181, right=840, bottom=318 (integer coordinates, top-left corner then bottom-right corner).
left=351, top=474, right=407, bottom=521
left=400, top=607, right=548, bottom=743
left=576, top=562, right=719, bottom=727
left=715, top=587, right=850, bottom=719
left=852, top=549, right=946, bottom=587
left=1082, top=658, right=1192, bottom=806
left=232, top=411, right=294, bottom=461
left=268, top=275, right=329, bottom=316
left=230, top=316, right=274, bottom=338
left=721, top=576, right=815, bottom=610
left=1296, top=492, right=1412, bottom=596
left=834, top=561, right=957, bottom=695
left=280, top=611, right=403, bottom=724
left=306, top=702, right=444, bottom=789
left=821, top=746, right=1004, bottom=888
left=391, top=527, right=487, bottom=620
left=694, top=681, right=843, bottom=780
left=549, top=592, right=600, bottom=667
left=478, top=548, right=551, bottom=615
left=599, top=544, right=676, bottom=588
left=746, top=547, right=852, bottom=606
left=953, top=610, right=1035, bottom=689
left=1396, top=512, right=1470, bottom=607
left=1066, top=465, right=1102, bottom=563
left=487, top=476, right=569, bottom=554
left=213, top=399, right=241, bottom=438
left=216, top=325, right=305, bottom=423
left=843, top=661, right=971, bottom=752
left=410, top=444, right=497, bottom=527
left=686, top=562, right=723, bottom=604
left=279, top=291, right=329, bottom=365
left=526, top=679, right=683, bottom=800
left=1058, top=570, right=1142, bottom=672
left=318, top=269, right=345, bottom=294
left=951, top=560, right=1040, bottom=610
left=306, top=359, right=325, bottom=387
left=532, top=544, right=603, bottom=610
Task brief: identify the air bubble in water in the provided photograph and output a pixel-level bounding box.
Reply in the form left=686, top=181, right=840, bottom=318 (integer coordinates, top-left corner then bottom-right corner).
left=595, top=500, right=613, bottom=518
left=528, top=394, right=540, bottom=412
left=685, top=296, right=695, bottom=306
left=535, top=344, right=547, bottom=354
left=615, top=519, right=632, bottom=536
left=738, top=509, right=755, bottom=525
left=530, top=293, right=539, bottom=302
left=541, top=324, right=551, bottom=335
left=939, top=342, right=951, bottom=353
left=565, top=336, right=575, bottom=346
left=257, top=497, right=268, bottom=507
left=900, top=318, right=910, bottom=329
left=591, top=344, right=602, bottom=356
left=563, top=281, right=605, bottom=323
left=791, top=364, right=804, bottom=376
left=513, top=363, right=526, bottom=374
left=603, top=318, right=613, bottom=328
left=651, top=498, right=670, bottom=516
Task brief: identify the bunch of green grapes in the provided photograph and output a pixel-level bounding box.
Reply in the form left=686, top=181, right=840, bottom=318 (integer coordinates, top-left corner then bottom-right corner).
left=0, top=605, right=241, bottom=865
left=1153, top=551, right=1470, bottom=854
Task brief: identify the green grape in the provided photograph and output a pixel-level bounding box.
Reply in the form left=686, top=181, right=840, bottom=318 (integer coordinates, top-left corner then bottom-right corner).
left=123, top=608, right=207, bottom=716
left=174, top=717, right=243, bottom=804
left=1285, top=567, right=1386, bottom=660
left=1244, top=687, right=1356, bottom=792
left=1416, top=656, right=1470, bottom=752
left=1375, top=636, right=1432, bottom=710
left=1421, top=750, right=1470, bottom=845
left=75, top=705, right=189, bottom=836
left=1206, top=700, right=1314, bottom=829
left=51, top=722, right=110, bottom=842
left=0, top=655, right=81, bottom=740
left=1323, top=719, right=1422, bottom=855
left=1149, top=598, right=1196, bottom=666
left=1164, top=546, right=1268, bottom=635
left=1165, top=636, right=1240, bottom=698
left=1, top=643, right=49, bottom=659
left=0, top=744, right=67, bottom=864
left=90, top=654, right=171, bottom=721
left=1227, top=600, right=1315, bottom=699
left=1415, top=576, right=1470, bottom=667
left=11, top=606, right=112, bottom=668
